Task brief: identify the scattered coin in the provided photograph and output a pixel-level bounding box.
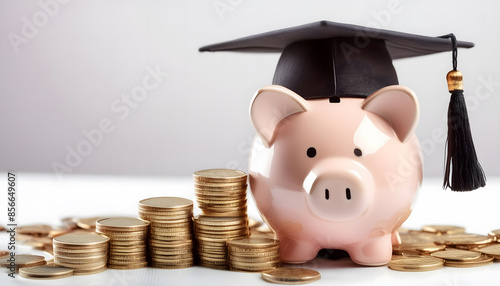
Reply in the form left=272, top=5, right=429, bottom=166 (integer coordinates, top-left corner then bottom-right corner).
left=0, top=254, right=47, bottom=272
left=488, top=229, right=500, bottom=241
left=17, top=224, right=52, bottom=236
left=19, top=264, right=73, bottom=280
left=388, top=256, right=444, bottom=272
left=431, top=248, right=481, bottom=261
left=422, top=225, right=466, bottom=235
left=474, top=244, right=500, bottom=258
left=434, top=233, right=494, bottom=246
left=444, top=254, right=494, bottom=268
left=0, top=250, right=9, bottom=258
left=262, top=267, right=321, bottom=285
left=76, top=217, right=104, bottom=230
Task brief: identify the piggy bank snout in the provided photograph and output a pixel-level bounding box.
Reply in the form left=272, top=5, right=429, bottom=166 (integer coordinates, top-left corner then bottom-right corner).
left=304, top=159, right=374, bottom=222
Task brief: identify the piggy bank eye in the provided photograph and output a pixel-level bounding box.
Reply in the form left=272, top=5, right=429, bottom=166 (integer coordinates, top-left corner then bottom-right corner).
left=354, top=148, right=363, bottom=157
left=307, top=147, right=316, bottom=158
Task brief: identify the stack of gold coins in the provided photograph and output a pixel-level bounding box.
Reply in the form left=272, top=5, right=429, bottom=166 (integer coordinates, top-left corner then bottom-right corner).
left=53, top=232, right=109, bottom=275
left=227, top=237, right=281, bottom=272
left=138, top=197, right=194, bottom=269
left=193, top=169, right=248, bottom=217
left=95, top=217, right=149, bottom=270
left=194, top=216, right=249, bottom=269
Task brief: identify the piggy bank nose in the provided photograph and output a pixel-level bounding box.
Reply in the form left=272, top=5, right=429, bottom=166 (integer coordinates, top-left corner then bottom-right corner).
left=304, top=158, right=375, bottom=222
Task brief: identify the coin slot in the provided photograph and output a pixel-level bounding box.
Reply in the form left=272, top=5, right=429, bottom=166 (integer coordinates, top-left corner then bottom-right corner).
left=346, top=188, right=351, bottom=200
left=325, top=189, right=329, bottom=200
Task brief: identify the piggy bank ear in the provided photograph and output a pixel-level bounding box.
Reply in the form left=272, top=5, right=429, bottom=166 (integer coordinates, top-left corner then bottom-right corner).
left=250, top=85, right=309, bottom=148
left=362, top=85, right=419, bottom=143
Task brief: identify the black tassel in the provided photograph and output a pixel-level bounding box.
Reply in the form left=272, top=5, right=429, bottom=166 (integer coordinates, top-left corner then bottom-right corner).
left=440, top=34, right=486, bottom=191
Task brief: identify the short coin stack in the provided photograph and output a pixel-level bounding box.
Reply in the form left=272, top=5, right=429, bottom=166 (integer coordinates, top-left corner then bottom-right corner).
left=194, top=216, right=249, bottom=269
left=53, top=232, right=109, bottom=275
left=193, top=169, right=248, bottom=217
left=96, top=217, right=149, bottom=269
left=227, top=237, right=281, bottom=272
left=138, top=197, right=194, bottom=269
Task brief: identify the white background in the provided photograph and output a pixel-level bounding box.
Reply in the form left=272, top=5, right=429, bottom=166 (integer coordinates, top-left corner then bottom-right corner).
left=1, top=0, right=500, bottom=178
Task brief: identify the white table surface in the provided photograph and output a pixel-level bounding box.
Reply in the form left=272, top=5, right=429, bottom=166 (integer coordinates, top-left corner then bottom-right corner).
left=1, top=173, right=499, bottom=286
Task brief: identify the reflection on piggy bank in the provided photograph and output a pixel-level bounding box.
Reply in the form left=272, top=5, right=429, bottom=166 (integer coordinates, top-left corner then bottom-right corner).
left=248, top=84, right=422, bottom=266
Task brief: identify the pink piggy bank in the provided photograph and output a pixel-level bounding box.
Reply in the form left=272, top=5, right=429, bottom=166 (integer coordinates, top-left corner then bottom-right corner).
left=248, top=84, right=422, bottom=266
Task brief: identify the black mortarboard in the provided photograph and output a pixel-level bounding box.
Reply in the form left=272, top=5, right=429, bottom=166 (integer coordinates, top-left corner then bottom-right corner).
left=200, top=21, right=473, bottom=100
left=200, top=21, right=485, bottom=192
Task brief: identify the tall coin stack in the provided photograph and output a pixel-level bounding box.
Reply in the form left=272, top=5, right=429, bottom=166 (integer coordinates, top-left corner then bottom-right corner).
left=53, top=232, right=109, bottom=275
left=193, top=169, right=248, bottom=217
left=227, top=237, right=281, bottom=272
left=194, top=216, right=249, bottom=269
left=95, top=217, right=149, bottom=270
left=193, top=169, right=250, bottom=269
left=138, top=197, right=195, bottom=269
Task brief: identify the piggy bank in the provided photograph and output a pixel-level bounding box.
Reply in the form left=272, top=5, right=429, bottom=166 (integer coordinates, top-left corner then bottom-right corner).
left=248, top=84, right=422, bottom=266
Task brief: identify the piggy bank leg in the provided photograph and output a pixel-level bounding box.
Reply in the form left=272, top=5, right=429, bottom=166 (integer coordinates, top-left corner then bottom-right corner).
left=279, top=237, right=320, bottom=264
left=348, top=234, right=392, bottom=266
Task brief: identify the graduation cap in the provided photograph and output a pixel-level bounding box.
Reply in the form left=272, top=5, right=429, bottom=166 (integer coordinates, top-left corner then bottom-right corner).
left=200, top=21, right=486, bottom=191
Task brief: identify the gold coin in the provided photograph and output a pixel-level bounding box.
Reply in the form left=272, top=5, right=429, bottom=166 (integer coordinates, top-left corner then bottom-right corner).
left=488, top=229, right=500, bottom=240
left=107, top=262, right=148, bottom=269
left=229, top=244, right=280, bottom=253
left=96, top=217, right=149, bottom=230
left=108, top=258, right=147, bottom=265
left=139, top=214, right=192, bottom=222
left=193, top=168, right=247, bottom=181
left=19, top=265, right=74, bottom=280
left=198, top=201, right=247, bottom=209
left=76, top=217, right=104, bottom=230
left=17, top=224, right=52, bottom=236
left=17, top=234, right=53, bottom=249
left=201, top=211, right=247, bottom=217
left=431, top=248, right=482, bottom=261
left=54, top=246, right=108, bottom=254
left=229, top=255, right=280, bottom=263
left=388, top=256, right=444, bottom=272
left=97, top=232, right=147, bottom=241
left=196, top=216, right=248, bottom=226
left=422, top=225, right=466, bottom=235
left=54, top=253, right=107, bottom=261
left=0, top=254, right=46, bottom=270
left=196, top=225, right=248, bottom=232
left=475, top=244, right=500, bottom=257
left=229, top=263, right=280, bottom=272
left=399, top=231, right=438, bottom=244
left=138, top=209, right=192, bottom=217
left=434, top=233, right=494, bottom=246
left=54, top=256, right=107, bottom=264
left=393, top=242, right=445, bottom=255
left=199, top=262, right=228, bottom=270
left=109, top=240, right=146, bottom=246
left=72, top=265, right=107, bottom=275
left=54, top=250, right=108, bottom=258
left=139, top=197, right=193, bottom=210
left=444, top=254, right=494, bottom=268
left=199, top=257, right=227, bottom=265
left=149, top=242, right=193, bottom=250
left=227, top=237, right=279, bottom=249
left=230, top=249, right=280, bottom=258
left=195, top=189, right=246, bottom=197
left=53, top=232, right=109, bottom=247
left=0, top=250, right=9, bottom=258
left=150, top=262, right=193, bottom=269
left=109, top=253, right=147, bottom=259
left=195, top=193, right=246, bottom=200
left=48, top=226, right=72, bottom=238
left=61, top=217, right=78, bottom=230
left=262, top=267, right=321, bottom=285
left=150, top=221, right=192, bottom=228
